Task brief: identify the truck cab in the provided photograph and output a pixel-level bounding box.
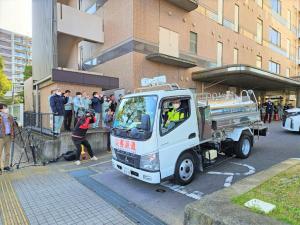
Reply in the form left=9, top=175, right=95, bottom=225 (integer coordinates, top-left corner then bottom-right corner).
left=111, top=84, right=266, bottom=185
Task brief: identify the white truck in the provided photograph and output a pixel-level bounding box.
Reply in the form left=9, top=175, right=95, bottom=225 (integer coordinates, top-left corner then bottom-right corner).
left=111, top=84, right=267, bottom=185
left=282, top=108, right=300, bottom=133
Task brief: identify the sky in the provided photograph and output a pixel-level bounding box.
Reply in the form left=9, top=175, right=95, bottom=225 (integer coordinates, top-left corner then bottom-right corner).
left=0, top=0, right=32, bottom=37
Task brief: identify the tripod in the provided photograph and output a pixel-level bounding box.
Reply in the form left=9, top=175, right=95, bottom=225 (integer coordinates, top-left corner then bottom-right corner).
left=10, top=120, right=29, bottom=167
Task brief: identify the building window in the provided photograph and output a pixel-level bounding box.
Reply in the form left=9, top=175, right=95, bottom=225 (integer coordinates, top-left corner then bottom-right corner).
left=287, top=10, right=291, bottom=30
left=286, top=68, right=290, bottom=77
left=269, top=61, right=280, bottom=74
left=189, top=32, right=198, bottom=54
left=234, top=4, right=239, bottom=32
left=233, top=48, right=238, bottom=64
left=85, top=3, right=97, bottom=14
left=256, top=19, right=263, bottom=44
left=271, top=0, right=281, bottom=14
left=217, top=42, right=223, bottom=67
left=286, top=39, right=290, bottom=58
left=218, top=0, right=223, bottom=25
left=256, top=0, right=263, bottom=8
left=269, top=27, right=281, bottom=47
left=256, top=56, right=262, bottom=68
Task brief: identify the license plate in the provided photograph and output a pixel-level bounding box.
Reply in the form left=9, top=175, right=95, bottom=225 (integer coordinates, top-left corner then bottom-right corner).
left=123, top=167, right=130, bottom=176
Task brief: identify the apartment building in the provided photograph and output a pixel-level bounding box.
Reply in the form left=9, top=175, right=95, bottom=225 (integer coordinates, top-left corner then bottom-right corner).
left=0, top=28, right=32, bottom=95
left=32, top=0, right=300, bottom=110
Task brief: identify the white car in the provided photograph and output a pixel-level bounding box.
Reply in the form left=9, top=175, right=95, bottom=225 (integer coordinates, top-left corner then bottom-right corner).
left=282, top=108, right=300, bottom=133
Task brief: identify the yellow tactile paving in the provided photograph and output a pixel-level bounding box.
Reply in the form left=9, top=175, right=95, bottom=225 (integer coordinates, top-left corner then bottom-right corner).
left=0, top=166, right=52, bottom=225
left=0, top=173, right=30, bottom=225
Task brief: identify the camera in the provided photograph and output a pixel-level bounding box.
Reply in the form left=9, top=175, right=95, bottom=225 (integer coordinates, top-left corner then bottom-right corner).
left=85, top=109, right=95, bottom=117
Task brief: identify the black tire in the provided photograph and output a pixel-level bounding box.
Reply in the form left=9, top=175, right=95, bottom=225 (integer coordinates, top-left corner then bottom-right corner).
left=234, top=134, right=252, bottom=159
left=174, top=152, right=196, bottom=185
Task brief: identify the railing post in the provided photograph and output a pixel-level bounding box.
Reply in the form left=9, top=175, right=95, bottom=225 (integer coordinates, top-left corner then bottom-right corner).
left=40, top=113, right=43, bottom=134
left=52, top=113, right=55, bottom=136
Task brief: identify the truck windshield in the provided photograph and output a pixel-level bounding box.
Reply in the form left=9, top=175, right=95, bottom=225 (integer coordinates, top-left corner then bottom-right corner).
left=112, top=95, right=157, bottom=140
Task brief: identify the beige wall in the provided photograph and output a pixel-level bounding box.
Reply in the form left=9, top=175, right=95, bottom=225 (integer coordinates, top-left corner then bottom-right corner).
left=57, top=2, right=104, bottom=43
left=24, top=77, right=34, bottom=111
left=131, top=0, right=299, bottom=78
left=57, top=33, right=80, bottom=69
left=80, top=0, right=134, bottom=62
left=89, top=52, right=134, bottom=91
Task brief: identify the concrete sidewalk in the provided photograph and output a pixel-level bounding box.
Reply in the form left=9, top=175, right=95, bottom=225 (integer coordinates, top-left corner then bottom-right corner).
left=0, top=153, right=135, bottom=225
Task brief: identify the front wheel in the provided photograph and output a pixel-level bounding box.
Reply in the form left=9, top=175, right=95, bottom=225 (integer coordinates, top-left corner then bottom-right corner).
left=234, top=134, right=252, bottom=159
left=174, top=152, right=196, bottom=185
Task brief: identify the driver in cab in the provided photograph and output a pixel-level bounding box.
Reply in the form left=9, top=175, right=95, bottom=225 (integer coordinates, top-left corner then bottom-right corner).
left=164, top=99, right=185, bottom=129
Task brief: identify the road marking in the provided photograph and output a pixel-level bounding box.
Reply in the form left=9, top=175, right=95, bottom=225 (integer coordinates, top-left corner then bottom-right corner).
left=160, top=181, right=203, bottom=200
left=224, top=175, right=234, bottom=187
left=230, top=162, right=255, bottom=175
left=207, top=163, right=256, bottom=187
left=88, top=160, right=112, bottom=167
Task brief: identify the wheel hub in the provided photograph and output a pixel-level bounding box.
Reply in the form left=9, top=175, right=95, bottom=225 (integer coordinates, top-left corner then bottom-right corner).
left=179, top=159, right=194, bottom=181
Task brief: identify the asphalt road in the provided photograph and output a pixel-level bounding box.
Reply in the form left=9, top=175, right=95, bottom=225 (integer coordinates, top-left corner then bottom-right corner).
left=90, top=122, right=300, bottom=225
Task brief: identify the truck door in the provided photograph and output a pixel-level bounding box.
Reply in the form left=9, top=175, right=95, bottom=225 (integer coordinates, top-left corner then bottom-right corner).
left=158, top=97, right=198, bottom=179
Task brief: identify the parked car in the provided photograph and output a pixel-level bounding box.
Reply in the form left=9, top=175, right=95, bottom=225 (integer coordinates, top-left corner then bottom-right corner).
left=282, top=108, right=300, bottom=133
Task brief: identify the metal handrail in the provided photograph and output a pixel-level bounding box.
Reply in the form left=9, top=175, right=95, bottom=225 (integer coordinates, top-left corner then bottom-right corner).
left=134, top=83, right=180, bottom=93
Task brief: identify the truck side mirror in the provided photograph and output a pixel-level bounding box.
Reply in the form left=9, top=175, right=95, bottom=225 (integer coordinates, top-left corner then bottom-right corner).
left=140, top=114, right=151, bottom=131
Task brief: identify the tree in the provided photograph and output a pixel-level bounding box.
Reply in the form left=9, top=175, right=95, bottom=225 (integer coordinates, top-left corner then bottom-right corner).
left=24, top=65, right=32, bottom=81
left=0, top=56, right=12, bottom=97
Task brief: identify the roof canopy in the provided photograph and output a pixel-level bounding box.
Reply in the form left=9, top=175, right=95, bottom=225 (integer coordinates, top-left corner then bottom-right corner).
left=192, top=65, right=300, bottom=91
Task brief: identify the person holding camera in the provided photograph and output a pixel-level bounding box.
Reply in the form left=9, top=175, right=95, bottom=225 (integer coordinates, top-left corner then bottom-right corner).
left=72, top=109, right=98, bottom=165
left=0, top=104, right=14, bottom=173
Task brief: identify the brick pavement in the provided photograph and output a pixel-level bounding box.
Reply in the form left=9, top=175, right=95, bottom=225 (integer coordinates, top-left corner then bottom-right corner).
left=0, top=158, right=135, bottom=225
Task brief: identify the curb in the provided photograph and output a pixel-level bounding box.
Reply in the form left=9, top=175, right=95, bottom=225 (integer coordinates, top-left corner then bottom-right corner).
left=184, top=158, right=300, bottom=225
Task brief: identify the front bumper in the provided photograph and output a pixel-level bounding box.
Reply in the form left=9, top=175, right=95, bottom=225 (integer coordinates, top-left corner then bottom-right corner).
left=112, top=159, right=161, bottom=184
left=282, top=118, right=298, bottom=132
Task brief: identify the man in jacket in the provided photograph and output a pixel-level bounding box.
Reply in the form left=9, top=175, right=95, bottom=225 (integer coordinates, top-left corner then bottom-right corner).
left=50, top=88, right=65, bottom=135
left=72, top=109, right=98, bottom=165
left=109, top=94, right=118, bottom=113
left=64, top=90, right=73, bottom=131
left=73, top=92, right=85, bottom=127
left=264, top=99, right=274, bottom=124
left=0, top=104, right=14, bottom=173
left=91, top=92, right=104, bottom=128
left=82, top=92, right=92, bottom=111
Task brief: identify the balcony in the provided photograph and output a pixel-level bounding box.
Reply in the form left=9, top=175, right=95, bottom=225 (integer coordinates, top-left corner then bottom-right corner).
left=166, top=0, right=198, bottom=11
left=57, top=3, right=104, bottom=43
left=146, top=53, right=197, bottom=68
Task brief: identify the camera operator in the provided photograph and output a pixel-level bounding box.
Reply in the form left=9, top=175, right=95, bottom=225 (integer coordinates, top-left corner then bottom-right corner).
left=0, top=104, right=14, bottom=173
left=71, top=109, right=98, bottom=165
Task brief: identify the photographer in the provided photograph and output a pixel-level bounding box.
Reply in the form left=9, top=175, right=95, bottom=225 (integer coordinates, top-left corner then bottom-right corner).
left=72, top=109, right=98, bottom=165
left=0, top=104, right=14, bottom=173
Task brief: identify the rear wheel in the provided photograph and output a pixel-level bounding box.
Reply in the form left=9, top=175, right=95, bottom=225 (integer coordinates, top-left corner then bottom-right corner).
left=234, top=134, right=252, bottom=159
left=174, top=152, right=196, bottom=185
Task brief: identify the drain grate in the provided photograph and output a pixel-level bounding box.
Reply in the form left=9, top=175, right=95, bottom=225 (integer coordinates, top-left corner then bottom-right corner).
left=69, top=169, right=167, bottom=225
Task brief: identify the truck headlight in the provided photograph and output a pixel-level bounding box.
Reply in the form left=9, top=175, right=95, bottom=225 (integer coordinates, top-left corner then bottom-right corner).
left=111, top=148, right=117, bottom=159
left=140, top=152, right=159, bottom=171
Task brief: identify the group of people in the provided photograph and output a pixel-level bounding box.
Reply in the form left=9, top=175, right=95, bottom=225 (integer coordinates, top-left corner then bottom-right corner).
left=49, top=88, right=120, bottom=165
left=260, top=99, right=291, bottom=123
left=49, top=89, right=118, bottom=135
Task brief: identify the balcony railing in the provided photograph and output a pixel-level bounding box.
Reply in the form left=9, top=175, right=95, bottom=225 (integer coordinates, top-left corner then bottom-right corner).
left=166, top=0, right=198, bottom=11
left=57, top=3, right=104, bottom=43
